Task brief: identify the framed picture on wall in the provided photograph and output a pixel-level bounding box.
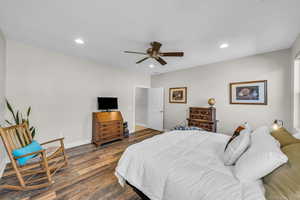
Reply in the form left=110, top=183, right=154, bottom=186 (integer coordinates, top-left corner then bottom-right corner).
left=230, top=80, right=267, bottom=105
left=169, top=87, right=187, bottom=104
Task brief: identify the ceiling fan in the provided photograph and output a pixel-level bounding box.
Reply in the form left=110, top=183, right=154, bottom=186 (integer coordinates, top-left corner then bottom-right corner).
left=124, top=41, right=184, bottom=66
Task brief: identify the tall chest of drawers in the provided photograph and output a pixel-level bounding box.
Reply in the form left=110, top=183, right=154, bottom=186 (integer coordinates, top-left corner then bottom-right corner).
left=92, top=111, right=124, bottom=146
left=187, top=107, right=217, bottom=132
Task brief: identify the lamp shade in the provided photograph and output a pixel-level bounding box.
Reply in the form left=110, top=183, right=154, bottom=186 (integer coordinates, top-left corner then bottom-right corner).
left=272, top=120, right=284, bottom=131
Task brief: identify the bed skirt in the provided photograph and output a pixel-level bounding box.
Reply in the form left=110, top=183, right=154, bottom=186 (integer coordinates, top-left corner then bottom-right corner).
left=126, top=181, right=150, bottom=200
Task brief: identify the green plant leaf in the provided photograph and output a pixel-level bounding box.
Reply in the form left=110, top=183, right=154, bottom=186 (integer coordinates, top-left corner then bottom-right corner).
left=27, top=107, right=31, bottom=117
left=6, top=99, right=16, bottom=121
left=31, top=128, right=36, bottom=138
left=16, top=111, right=20, bottom=125
left=5, top=120, right=12, bottom=125
left=4, top=99, right=37, bottom=140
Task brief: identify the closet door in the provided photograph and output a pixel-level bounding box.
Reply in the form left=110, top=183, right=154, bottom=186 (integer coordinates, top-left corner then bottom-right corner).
left=148, top=88, right=164, bottom=131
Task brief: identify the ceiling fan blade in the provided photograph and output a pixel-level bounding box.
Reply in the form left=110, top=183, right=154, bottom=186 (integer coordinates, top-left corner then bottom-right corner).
left=124, top=51, right=147, bottom=55
left=136, top=57, right=149, bottom=64
left=155, top=57, right=167, bottom=65
left=160, top=52, right=184, bottom=57
left=151, top=41, right=162, bottom=52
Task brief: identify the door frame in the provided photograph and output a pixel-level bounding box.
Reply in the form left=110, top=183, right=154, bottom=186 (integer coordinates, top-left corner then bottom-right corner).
left=133, top=85, right=150, bottom=133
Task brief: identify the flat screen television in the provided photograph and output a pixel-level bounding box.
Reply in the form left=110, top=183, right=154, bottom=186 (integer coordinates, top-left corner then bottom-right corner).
left=98, top=97, right=118, bottom=110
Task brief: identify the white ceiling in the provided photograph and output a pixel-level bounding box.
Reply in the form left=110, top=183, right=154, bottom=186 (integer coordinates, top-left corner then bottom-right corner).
left=0, top=0, right=300, bottom=74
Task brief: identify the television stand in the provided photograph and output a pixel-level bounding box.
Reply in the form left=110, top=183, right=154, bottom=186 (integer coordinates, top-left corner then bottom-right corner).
left=92, top=111, right=124, bottom=146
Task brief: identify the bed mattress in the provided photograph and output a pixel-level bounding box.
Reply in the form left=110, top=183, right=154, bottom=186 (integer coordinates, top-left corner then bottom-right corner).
left=115, top=130, right=265, bottom=200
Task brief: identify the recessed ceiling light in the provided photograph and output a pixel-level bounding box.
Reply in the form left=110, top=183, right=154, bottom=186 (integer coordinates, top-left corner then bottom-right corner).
left=220, top=43, right=229, bottom=49
left=74, top=38, right=85, bottom=45
left=149, top=64, right=155, bottom=68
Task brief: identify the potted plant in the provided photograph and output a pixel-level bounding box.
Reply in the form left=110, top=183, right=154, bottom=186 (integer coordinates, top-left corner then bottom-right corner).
left=2, top=99, right=36, bottom=144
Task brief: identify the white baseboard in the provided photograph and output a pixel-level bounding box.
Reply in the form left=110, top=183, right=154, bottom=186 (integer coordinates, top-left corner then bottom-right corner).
left=65, top=139, right=91, bottom=149
left=135, top=123, right=148, bottom=127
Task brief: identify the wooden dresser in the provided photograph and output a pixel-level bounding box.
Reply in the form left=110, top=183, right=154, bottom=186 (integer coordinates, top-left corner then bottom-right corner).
left=187, top=107, right=217, bottom=132
left=92, top=111, right=124, bottom=146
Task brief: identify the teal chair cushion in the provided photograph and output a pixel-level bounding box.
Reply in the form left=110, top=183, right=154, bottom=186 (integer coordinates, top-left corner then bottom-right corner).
left=12, top=140, right=43, bottom=166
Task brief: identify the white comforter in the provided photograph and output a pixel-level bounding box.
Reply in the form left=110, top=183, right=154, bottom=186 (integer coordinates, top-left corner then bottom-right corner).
left=115, top=130, right=265, bottom=200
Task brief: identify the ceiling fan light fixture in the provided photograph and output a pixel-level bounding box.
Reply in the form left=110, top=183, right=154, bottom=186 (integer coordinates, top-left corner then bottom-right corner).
left=220, top=43, right=229, bottom=49
left=124, top=41, right=184, bottom=66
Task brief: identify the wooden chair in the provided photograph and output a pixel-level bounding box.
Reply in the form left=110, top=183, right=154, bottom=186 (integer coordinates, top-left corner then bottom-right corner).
left=0, top=123, right=68, bottom=191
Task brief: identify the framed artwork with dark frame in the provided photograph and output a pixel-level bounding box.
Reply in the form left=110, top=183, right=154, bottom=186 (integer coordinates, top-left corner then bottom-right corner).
left=169, top=87, right=187, bottom=104
left=230, top=80, right=267, bottom=105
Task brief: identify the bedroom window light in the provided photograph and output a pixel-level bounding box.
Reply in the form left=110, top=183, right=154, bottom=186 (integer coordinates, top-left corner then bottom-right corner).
left=293, top=57, right=300, bottom=131
left=272, top=120, right=284, bottom=131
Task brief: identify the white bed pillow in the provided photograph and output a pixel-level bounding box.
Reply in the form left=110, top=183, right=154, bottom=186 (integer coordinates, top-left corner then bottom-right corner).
left=243, top=122, right=252, bottom=132
left=224, top=128, right=251, bottom=165
left=234, top=126, right=288, bottom=181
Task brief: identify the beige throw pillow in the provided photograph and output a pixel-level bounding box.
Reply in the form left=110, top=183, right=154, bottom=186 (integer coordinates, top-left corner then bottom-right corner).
left=271, top=127, right=300, bottom=148
left=264, top=143, right=300, bottom=200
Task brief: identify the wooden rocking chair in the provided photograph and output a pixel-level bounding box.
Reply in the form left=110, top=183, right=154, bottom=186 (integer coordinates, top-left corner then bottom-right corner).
left=0, top=123, right=68, bottom=191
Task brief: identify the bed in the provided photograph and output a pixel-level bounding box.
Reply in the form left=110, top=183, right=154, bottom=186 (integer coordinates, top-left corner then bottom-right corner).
left=115, top=130, right=266, bottom=200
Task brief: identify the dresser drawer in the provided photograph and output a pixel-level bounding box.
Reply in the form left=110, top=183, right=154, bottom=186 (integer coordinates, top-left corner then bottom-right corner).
left=198, top=123, right=213, bottom=131
left=94, top=129, right=122, bottom=141
left=102, top=133, right=123, bottom=141
left=189, top=121, right=213, bottom=131
left=100, top=121, right=122, bottom=127
left=101, top=129, right=122, bottom=137
left=190, top=108, right=211, bottom=115
left=190, top=114, right=211, bottom=121
left=99, top=125, right=122, bottom=132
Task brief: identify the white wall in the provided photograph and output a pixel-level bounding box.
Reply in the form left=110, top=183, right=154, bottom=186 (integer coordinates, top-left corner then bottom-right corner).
left=135, top=87, right=148, bottom=126
left=151, top=49, right=292, bottom=134
left=6, top=40, right=150, bottom=147
left=0, top=29, right=6, bottom=177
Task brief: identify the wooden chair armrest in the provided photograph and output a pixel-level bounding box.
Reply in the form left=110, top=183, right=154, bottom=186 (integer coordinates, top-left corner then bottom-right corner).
left=14, top=149, right=46, bottom=160
left=40, top=137, right=65, bottom=146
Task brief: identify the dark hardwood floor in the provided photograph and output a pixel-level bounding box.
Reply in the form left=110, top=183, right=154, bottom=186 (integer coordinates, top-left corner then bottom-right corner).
left=0, top=129, right=162, bottom=200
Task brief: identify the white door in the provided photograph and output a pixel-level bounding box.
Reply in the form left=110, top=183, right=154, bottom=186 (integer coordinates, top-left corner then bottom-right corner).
left=148, top=88, right=164, bottom=131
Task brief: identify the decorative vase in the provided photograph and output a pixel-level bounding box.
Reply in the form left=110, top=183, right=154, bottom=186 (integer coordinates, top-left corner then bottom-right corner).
left=208, top=98, right=216, bottom=107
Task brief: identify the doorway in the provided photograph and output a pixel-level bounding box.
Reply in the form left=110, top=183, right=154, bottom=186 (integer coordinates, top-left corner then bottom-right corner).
left=134, top=87, right=164, bottom=132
